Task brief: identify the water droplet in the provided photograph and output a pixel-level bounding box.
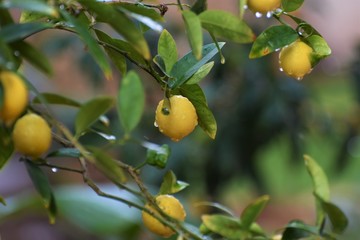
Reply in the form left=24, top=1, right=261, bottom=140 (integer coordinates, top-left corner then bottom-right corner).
left=46, top=18, right=51, bottom=23
left=161, top=107, right=170, bottom=115
left=296, top=76, right=303, bottom=81
left=275, top=48, right=281, bottom=52
left=59, top=4, right=65, bottom=10
left=266, top=11, right=272, bottom=18
left=279, top=68, right=284, bottom=72
left=154, top=121, right=158, bottom=128
left=221, top=56, right=226, bottom=64
left=243, top=5, right=248, bottom=10
left=13, top=51, right=20, bottom=57
left=51, top=168, right=58, bottom=173
left=255, top=12, right=263, bottom=18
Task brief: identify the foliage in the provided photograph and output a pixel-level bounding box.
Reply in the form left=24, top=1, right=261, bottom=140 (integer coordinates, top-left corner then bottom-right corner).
left=0, top=0, right=347, bottom=239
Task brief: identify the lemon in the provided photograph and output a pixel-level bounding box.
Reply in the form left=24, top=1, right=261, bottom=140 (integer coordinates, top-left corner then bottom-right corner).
left=0, top=71, right=28, bottom=124
left=155, top=95, right=198, bottom=141
left=12, top=113, right=52, bottom=158
left=247, top=0, right=281, bottom=14
left=279, top=40, right=313, bottom=79
left=142, top=195, right=186, bottom=238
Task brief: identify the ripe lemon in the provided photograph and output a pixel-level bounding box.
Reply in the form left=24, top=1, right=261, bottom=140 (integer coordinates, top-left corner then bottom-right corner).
left=0, top=71, right=28, bottom=124
left=155, top=95, right=198, bottom=141
left=279, top=40, right=313, bottom=79
left=247, top=0, right=281, bottom=14
left=12, top=113, right=52, bottom=158
left=142, top=195, right=186, bottom=238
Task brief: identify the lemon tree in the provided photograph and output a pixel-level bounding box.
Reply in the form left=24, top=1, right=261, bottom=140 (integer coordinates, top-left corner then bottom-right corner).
left=0, top=0, right=348, bottom=240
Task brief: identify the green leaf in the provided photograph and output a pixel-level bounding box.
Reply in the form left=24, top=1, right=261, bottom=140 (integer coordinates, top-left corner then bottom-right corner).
left=25, top=160, right=57, bottom=224
left=0, top=38, right=18, bottom=70
left=75, top=96, right=114, bottom=138
left=202, top=214, right=244, bottom=238
left=191, top=0, right=207, bottom=14
left=282, top=220, right=319, bottom=239
left=11, top=41, right=53, bottom=75
left=143, top=142, right=170, bottom=169
left=61, top=10, right=112, bottom=80
left=281, top=0, right=304, bottom=12
left=47, top=148, right=81, bottom=158
left=315, top=196, right=348, bottom=234
left=87, top=146, right=126, bottom=183
left=306, top=34, right=332, bottom=66
left=194, top=202, right=234, bottom=216
left=159, top=170, right=189, bottom=195
left=117, top=71, right=145, bottom=133
left=115, top=2, right=164, bottom=22
left=180, top=84, right=217, bottom=139
left=240, top=195, right=270, bottom=229
left=1, top=0, right=58, bottom=17
left=169, top=42, right=225, bottom=89
left=0, top=126, right=14, bottom=169
left=182, top=10, right=203, bottom=60
left=158, top=29, right=178, bottom=73
left=304, top=155, right=330, bottom=226
left=32, top=92, right=81, bottom=107
left=78, top=0, right=150, bottom=60
left=199, top=10, right=255, bottom=43
left=118, top=7, right=163, bottom=33
left=95, top=29, right=148, bottom=68
left=238, top=0, right=246, bottom=19
left=249, top=25, right=298, bottom=58
left=0, top=8, right=14, bottom=26
left=0, top=196, right=6, bottom=206
left=0, top=22, right=53, bottom=43
left=20, top=11, right=48, bottom=23
left=186, top=61, right=214, bottom=85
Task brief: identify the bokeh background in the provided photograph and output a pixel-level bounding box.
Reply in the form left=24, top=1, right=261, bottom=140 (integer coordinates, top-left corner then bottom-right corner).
left=1, top=0, right=360, bottom=239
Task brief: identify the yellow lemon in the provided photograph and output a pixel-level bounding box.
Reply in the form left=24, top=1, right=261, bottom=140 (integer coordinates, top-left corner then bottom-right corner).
left=12, top=113, right=52, bottom=158
left=155, top=95, right=198, bottom=141
left=279, top=40, right=313, bottom=79
left=247, top=0, right=281, bottom=14
left=0, top=71, right=28, bottom=124
left=142, top=195, right=186, bottom=238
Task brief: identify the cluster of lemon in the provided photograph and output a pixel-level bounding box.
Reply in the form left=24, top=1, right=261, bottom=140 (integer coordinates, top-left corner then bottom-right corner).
left=0, top=71, right=52, bottom=159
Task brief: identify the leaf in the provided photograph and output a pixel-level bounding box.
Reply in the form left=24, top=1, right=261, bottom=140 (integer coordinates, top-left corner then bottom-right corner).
left=282, top=220, right=319, bottom=240
left=202, top=214, right=244, bottom=238
left=182, top=10, right=203, bottom=60
left=117, top=71, right=145, bottom=133
left=47, top=148, right=81, bottom=158
left=191, top=0, right=207, bottom=14
left=0, top=38, right=18, bottom=70
left=186, top=61, right=214, bottom=85
left=87, top=146, right=126, bottom=183
left=1, top=0, right=58, bottom=17
left=194, top=202, right=234, bottom=216
left=306, top=34, right=332, bottom=66
left=103, top=44, right=127, bottom=76
left=169, top=42, right=225, bottom=89
left=0, top=125, right=14, bottom=169
left=0, top=8, right=14, bottom=26
left=0, top=22, right=53, bottom=43
left=238, top=0, right=246, bottom=19
left=304, top=155, right=330, bottom=226
left=25, top=160, right=57, bottom=224
left=159, top=170, right=189, bottom=195
left=75, top=96, right=114, bottom=138
left=32, top=92, right=81, bottom=107
left=11, top=41, right=53, bottom=75
left=199, top=10, right=255, bottom=44
left=180, top=84, right=217, bottom=139
left=78, top=0, right=150, bottom=60
left=158, top=29, right=178, bottom=73
left=143, top=142, right=170, bottom=169
left=249, top=25, right=298, bottom=58
left=115, top=2, right=164, bottom=22
left=61, top=10, right=112, bottom=80
left=0, top=196, right=6, bottom=206
left=118, top=7, right=163, bottom=33
left=240, top=195, right=270, bottom=229
left=315, top=195, right=348, bottom=234
left=281, top=0, right=304, bottom=12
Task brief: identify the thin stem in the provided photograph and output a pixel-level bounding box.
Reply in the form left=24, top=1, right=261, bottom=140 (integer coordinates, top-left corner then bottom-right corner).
left=38, top=162, right=84, bottom=174
left=177, top=0, right=184, bottom=11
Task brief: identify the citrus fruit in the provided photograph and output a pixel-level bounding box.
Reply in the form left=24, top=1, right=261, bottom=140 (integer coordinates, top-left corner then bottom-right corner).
left=279, top=40, right=313, bottom=79
left=12, top=113, right=52, bottom=158
left=247, top=0, right=281, bottom=14
left=155, top=95, right=198, bottom=141
left=142, top=195, right=186, bottom=238
left=0, top=71, right=28, bottom=124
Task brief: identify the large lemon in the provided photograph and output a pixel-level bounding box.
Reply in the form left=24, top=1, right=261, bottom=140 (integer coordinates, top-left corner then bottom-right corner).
left=12, top=113, right=52, bottom=158
left=247, top=0, right=281, bottom=14
left=142, top=195, right=186, bottom=238
left=279, top=40, right=313, bottom=79
left=155, top=95, right=198, bottom=141
left=0, top=71, right=28, bottom=124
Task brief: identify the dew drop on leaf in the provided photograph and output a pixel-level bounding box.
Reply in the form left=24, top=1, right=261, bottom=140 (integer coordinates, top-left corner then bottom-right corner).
left=255, top=12, right=263, bottom=18
left=51, top=168, right=58, bottom=173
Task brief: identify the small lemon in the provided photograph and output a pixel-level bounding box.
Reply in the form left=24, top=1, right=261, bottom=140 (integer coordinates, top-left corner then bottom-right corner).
left=247, top=0, right=281, bottom=14
left=12, top=113, right=52, bottom=158
left=142, top=195, right=186, bottom=238
left=0, top=71, right=28, bottom=124
left=279, top=40, right=313, bottom=79
left=155, top=95, right=198, bottom=141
